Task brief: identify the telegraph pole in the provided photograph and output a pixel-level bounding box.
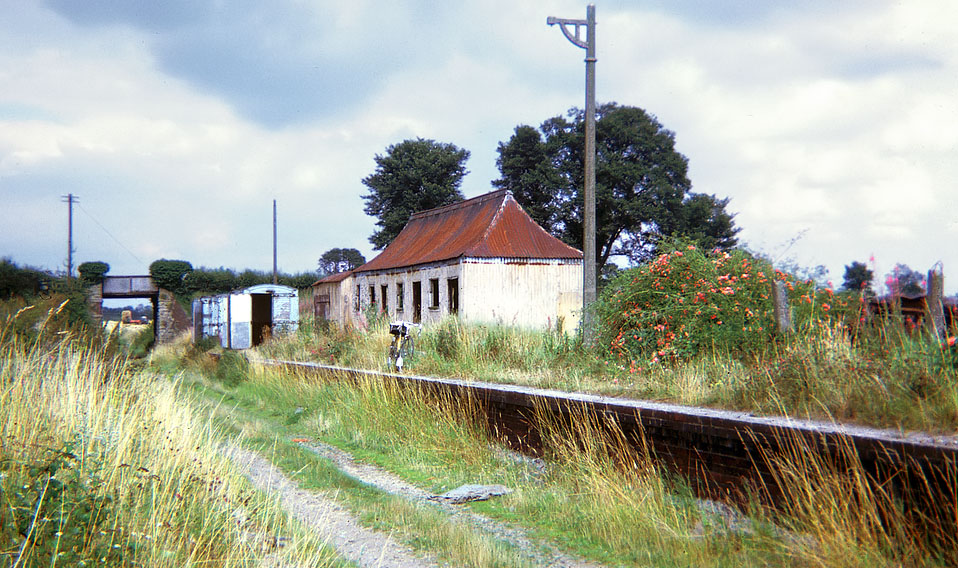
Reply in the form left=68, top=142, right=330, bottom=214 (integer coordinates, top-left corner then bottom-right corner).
left=272, top=199, right=278, bottom=285
left=548, top=4, right=596, bottom=343
left=61, top=193, right=78, bottom=280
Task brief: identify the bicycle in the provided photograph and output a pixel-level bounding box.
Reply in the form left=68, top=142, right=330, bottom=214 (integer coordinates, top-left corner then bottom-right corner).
left=387, top=320, right=420, bottom=372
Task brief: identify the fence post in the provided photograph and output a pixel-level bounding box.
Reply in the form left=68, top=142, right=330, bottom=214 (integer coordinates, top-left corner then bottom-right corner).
left=926, top=268, right=945, bottom=339
left=772, top=280, right=792, bottom=334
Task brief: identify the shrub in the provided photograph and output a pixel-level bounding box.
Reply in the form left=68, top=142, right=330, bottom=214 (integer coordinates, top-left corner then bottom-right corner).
left=77, top=260, right=110, bottom=284
left=595, top=244, right=853, bottom=370
left=149, top=259, right=193, bottom=295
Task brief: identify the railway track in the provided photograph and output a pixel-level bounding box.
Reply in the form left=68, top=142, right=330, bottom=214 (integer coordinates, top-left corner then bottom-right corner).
left=266, top=359, right=958, bottom=539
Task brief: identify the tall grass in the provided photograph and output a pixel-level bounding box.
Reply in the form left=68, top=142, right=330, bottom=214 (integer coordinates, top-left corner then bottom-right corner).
left=0, top=303, right=341, bottom=567
left=749, top=426, right=958, bottom=566
left=258, top=312, right=958, bottom=432
left=191, top=356, right=958, bottom=566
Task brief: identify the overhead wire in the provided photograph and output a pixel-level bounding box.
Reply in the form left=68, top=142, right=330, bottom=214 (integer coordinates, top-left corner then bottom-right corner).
left=77, top=203, right=145, bottom=265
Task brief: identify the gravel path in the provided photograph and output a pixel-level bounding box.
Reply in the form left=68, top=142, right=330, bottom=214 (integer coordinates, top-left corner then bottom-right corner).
left=225, top=444, right=441, bottom=568
left=295, top=440, right=603, bottom=568
left=223, top=440, right=604, bottom=568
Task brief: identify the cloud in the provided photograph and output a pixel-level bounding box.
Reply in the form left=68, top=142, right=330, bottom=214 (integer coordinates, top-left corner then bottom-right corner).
left=2, top=1, right=957, bottom=294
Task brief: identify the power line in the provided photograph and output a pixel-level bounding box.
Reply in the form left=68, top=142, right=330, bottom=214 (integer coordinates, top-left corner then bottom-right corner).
left=77, top=203, right=144, bottom=265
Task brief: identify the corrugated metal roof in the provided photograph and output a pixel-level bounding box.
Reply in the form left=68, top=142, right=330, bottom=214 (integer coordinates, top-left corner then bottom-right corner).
left=312, top=269, right=354, bottom=287
left=356, top=190, right=582, bottom=273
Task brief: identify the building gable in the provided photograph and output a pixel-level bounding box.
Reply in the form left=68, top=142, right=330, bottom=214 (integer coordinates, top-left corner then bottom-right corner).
left=356, top=190, right=581, bottom=273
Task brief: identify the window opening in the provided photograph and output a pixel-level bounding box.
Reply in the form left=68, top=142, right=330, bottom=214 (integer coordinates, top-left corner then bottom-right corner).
left=447, top=278, right=459, bottom=314
left=412, top=281, right=422, bottom=323
left=429, top=278, right=439, bottom=309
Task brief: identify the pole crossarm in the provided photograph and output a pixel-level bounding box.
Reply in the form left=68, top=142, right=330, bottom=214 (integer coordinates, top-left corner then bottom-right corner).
left=546, top=16, right=589, bottom=50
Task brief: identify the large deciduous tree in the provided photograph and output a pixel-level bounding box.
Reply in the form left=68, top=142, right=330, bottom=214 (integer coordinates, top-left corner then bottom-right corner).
left=841, top=261, right=874, bottom=294
left=495, top=103, right=738, bottom=269
left=318, top=247, right=366, bottom=276
left=886, top=263, right=925, bottom=297
left=362, top=138, right=469, bottom=250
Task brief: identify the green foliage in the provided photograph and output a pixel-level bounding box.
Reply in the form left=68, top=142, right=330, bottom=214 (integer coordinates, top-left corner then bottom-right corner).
left=494, top=124, right=565, bottom=234
left=0, top=257, right=52, bottom=299
left=212, top=350, right=251, bottom=387
left=184, top=266, right=316, bottom=295
left=128, top=325, right=154, bottom=358
left=318, top=247, right=366, bottom=276
left=495, top=103, right=739, bottom=271
left=842, top=260, right=874, bottom=293
left=886, top=263, right=925, bottom=297
left=362, top=138, right=470, bottom=250
left=77, top=260, right=110, bottom=284
left=149, top=259, right=193, bottom=295
left=595, top=244, right=851, bottom=368
left=0, top=442, right=134, bottom=566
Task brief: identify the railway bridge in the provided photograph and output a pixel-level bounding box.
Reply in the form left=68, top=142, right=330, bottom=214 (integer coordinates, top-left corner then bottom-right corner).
left=86, top=275, right=190, bottom=343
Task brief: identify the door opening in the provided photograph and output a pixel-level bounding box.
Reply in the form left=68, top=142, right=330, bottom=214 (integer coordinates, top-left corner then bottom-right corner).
left=251, top=293, right=272, bottom=346
left=412, top=281, right=422, bottom=323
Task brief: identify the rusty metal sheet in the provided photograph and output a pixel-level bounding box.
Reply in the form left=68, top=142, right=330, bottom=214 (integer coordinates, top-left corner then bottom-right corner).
left=357, top=190, right=582, bottom=273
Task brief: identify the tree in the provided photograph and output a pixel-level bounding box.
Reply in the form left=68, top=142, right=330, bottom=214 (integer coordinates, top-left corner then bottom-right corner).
left=842, top=261, right=874, bottom=294
left=0, top=258, right=51, bottom=299
left=885, top=263, right=925, bottom=297
left=495, top=103, right=738, bottom=270
left=318, top=248, right=366, bottom=276
left=362, top=138, right=470, bottom=249
left=493, top=125, right=565, bottom=234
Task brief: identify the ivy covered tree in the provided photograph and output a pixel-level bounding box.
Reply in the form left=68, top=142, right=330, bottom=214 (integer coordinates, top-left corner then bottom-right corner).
left=149, top=259, right=193, bottom=295
left=495, top=103, right=739, bottom=270
left=77, top=261, right=110, bottom=285
left=362, top=138, right=469, bottom=249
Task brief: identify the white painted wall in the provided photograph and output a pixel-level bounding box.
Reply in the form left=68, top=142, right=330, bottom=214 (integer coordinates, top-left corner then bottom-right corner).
left=351, top=258, right=582, bottom=332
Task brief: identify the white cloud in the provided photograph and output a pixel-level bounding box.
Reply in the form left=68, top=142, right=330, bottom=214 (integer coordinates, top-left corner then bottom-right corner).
left=1, top=1, right=956, bottom=293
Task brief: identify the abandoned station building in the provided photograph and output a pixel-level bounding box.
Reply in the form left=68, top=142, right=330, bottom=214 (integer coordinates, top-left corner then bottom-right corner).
left=313, top=190, right=583, bottom=330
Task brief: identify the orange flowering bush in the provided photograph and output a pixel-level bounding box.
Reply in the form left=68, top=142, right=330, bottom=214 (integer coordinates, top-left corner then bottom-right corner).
left=596, top=244, right=853, bottom=370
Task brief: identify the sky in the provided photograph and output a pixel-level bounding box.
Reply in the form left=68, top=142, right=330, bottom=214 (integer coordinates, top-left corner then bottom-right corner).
left=2, top=1, right=957, bottom=295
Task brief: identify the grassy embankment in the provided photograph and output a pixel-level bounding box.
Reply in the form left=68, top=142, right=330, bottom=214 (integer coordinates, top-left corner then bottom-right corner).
left=0, top=298, right=345, bottom=567
left=170, top=318, right=957, bottom=567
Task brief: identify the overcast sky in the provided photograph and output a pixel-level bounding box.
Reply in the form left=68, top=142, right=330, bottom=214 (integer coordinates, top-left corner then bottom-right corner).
left=2, top=1, right=956, bottom=294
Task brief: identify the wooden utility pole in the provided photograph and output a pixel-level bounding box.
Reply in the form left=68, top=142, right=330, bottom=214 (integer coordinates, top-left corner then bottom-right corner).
left=61, top=193, right=78, bottom=279
left=272, top=199, right=278, bottom=285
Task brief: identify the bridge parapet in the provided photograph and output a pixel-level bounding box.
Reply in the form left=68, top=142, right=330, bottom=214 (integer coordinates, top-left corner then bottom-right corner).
left=102, top=276, right=158, bottom=297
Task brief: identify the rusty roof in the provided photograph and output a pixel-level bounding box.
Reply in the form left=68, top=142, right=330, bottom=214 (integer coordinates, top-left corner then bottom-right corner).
left=356, top=190, right=582, bottom=273
left=312, top=269, right=354, bottom=287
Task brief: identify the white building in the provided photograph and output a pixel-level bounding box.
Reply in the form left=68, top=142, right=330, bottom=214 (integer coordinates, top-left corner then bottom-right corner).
left=313, top=190, right=583, bottom=331
left=193, top=283, right=299, bottom=349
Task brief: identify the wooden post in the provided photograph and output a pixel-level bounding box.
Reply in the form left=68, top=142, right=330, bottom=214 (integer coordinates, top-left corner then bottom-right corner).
left=926, top=268, right=945, bottom=339
left=772, top=281, right=792, bottom=334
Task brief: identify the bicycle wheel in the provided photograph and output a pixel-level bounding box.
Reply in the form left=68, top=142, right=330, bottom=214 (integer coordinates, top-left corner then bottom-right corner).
left=400, top=336, right=415, bottom=360
left=388, top=341, right=399, bottom=370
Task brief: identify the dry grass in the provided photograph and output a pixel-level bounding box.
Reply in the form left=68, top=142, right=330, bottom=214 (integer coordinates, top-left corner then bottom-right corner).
left=0, top=303, right=341, bottom=567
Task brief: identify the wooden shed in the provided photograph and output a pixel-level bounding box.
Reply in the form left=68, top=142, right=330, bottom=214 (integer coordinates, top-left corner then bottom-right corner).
left=311, top=269, right=355, bottom=323
left=316, top=190, right=583, bottom=331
